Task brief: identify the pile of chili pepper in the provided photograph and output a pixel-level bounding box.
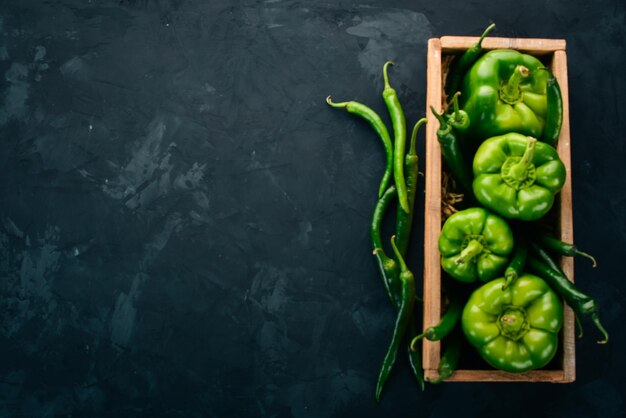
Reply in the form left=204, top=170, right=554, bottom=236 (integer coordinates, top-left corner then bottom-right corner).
left=428, top=23, right=608, bottom=379
left=327, top=61, right=427, bottom=399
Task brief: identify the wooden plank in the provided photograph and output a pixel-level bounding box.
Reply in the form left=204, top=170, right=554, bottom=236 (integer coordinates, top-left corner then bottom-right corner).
left=425, top=369, right=569, bottom=383
left=440, top=36, right=566, bottom=54
left=423, top=38, right=443, bottom=372
left=552, top=49, right=576, bottom=383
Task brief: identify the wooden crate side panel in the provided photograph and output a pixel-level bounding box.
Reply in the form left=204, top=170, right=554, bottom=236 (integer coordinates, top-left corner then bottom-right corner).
left=553, top=49, right=576, bottom=383
left=423, top=38, right=443, bottom=372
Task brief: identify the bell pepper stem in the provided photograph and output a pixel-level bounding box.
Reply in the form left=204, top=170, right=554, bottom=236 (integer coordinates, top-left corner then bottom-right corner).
left=454, top=239, right=483, bottom=266
left=500, top=65, right=530, bottom=104
left=509, top=137, right=537, bottom=180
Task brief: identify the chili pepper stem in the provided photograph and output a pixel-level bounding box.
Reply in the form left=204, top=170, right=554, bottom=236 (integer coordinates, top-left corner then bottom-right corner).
left=476, top=23, right=496, bottom=47
left=503, top=270, right=517, bottom=290
left=500, top=65, right=530, bottom=104
left=454, top=239, right=483, bottom=265
left=577, top=249, right=598, bottom=268
left=410, top=334, right=425, bottom=351
left=592, top=314, right=609, bottom=344
left=326, top=96, right=347, bottom=108
left=575, top=313, right=584, bottom=338
left=409, top=118, right=427, bottom=157
left=509, top=137, right=537, bottom=180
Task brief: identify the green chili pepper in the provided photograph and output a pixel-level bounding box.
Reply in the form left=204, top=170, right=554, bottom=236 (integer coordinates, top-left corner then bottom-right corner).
left=430, top=106, right=474, bottom=197
left=406, top=319, right=425, bottom=391
left=538, top=67, right=563, bottom=146
left=410, top=294, right=462, bottom=347
left=472, top=134, right=567, bottom=221
left=503, top=235, right=528, bottom=290
left=430, top=332, right=462, bottom=384
left=326, top=96, right=394, bottom=198
left=527, top=255, right=609, bottom=344
left=461, top=49, right=550, bottom=141
left=394, top=118, right=427, bottom=258
left=462, top=274, right=563, bottom=372
left=534, top=234, right=597, bottom=268
left=375, top=236, right=416, bottom=401
left=371, top=186, right=400, bottom=306
left=445, top=23, right=496, bottom=98
left=439, top=207, right=514, bottom=283
left=382, top=61, right=410, bottom=214
left=446, top=92, right=470, bottom=132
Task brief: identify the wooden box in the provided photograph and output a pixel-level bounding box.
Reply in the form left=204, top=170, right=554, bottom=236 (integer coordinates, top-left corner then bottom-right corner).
left=423, top=36, right=575, bottom=382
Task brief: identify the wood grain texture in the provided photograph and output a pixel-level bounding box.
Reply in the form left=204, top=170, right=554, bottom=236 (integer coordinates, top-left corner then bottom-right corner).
left=423, top=36, right=574, bottom=383
left=440, top=36, right=566, bottom=54
left=553, top=49, right=576, bottom=383
left=423, top=38, right=443, bottom=372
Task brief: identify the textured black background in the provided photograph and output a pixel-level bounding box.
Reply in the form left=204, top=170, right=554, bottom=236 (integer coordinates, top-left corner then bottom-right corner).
left=0, top=0, right=624, bottom=417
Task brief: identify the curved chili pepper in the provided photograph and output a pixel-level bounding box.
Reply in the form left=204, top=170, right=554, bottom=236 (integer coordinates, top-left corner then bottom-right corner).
left=326, top=96, right=394, bottom=198
left=503, top=235, right=528, bottom=290
left=375, top=236, right=416, bottom=401
left=370, top=186, right=400, bottom=306
left=527, top=254, right=609, bottom=344
left=410, top=294, right=462, bottom=348
left=446, top=92, right=470, bottom=132
left=430, top=106, right=474, bottom=198
left=445, top=23, right=496, bottom=97
left=430, top=332, right=462, bottom=384
left=394, top=118, right=427, bottom=257
left=534, top=234, right=597, bottom=268
left=538, top=67, right=563, bottom=146
left=382, top=61, right=410, bottom=213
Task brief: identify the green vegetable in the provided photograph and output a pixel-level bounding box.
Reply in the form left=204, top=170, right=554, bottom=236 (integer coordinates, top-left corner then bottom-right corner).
left=445, top=23, right=496, bottom=98
left=375, top=236, right=416, bottom=401
left=371, top=186, right=400, bottom=306
left=460, top=49, right=550, bottom=141
left=539, top=67, right=563, bottom=146
left=534, top=233, right=597, bottom=268
left=503, top=235, right=528, bottom=290
left=382, top=61, right=410, bottom=213
left=326, top=96, right=394, bottom=198
left=411, top=294, right=462, bottom=346
left=430, top=332, right=462, bottom=384
left=439, top=207, right=514, bottom=282
left=395, top=118, right=427, bottom=258
left=473, top=134, right=566, bottom=221
left=430, top=106, right=474, bottom=197
left=527, top=246, right=609, bottom=344
left=462, top=274, right=563, bottom=372
left=446, top=92, right=470, bottom=132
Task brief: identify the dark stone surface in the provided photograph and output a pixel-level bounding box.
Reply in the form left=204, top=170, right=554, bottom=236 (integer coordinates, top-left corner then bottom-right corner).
left=0, top=0, right=624, bottom=417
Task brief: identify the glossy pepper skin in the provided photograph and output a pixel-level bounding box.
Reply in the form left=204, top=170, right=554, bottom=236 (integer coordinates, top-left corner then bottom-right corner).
left=473, top=133, right=566, bottom=221
left=439, top=207, right=514, bottom=283
left=461, top=49, right=550, bottom=141
left=462, top=274, right=563, bottom=373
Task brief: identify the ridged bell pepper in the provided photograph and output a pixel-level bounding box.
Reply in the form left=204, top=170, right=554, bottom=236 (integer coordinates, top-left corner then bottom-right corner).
left=473, top=133, right=566, bottom=221
left=439, top=207, right=514, bottom=283
left=462, top=274, right=563, bottom=372
left=461, top=49, right=550, bottom=141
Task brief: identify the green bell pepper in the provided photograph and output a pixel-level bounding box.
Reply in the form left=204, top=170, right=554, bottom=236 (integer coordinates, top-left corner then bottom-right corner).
left=461, top=49, right=550, bottom=141
left=462, top=274, right=563, bottom=372
left=473, top=133, right=566, bottom=221
left=439, top=207, right=514, bottom=283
